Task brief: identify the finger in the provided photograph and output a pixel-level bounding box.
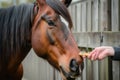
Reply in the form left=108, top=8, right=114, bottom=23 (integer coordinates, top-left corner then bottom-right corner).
left=89, top=50, right=98, bottom=60
left=92, top=51, right=98, bottom=60
left=93, top=51, right=98, bottom=60
left=88, top=50, right=96, bottom=59
left=93, top=47, right=105, bottom=60
left=94, top=50, right=102, bottom=60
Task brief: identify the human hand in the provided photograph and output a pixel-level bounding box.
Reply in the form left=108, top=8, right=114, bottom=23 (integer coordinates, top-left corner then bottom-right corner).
left=88, top=46, right=115, bottom=60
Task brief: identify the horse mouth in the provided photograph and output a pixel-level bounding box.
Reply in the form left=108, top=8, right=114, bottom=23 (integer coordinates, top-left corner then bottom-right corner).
left=60, top=63, right=84, bottom=80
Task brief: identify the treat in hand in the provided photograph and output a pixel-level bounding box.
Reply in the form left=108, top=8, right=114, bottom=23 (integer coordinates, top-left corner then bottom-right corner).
left=79, top=52, right=89, bottom=58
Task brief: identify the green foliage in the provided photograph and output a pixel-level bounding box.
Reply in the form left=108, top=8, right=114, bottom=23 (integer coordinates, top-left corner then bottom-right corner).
left=1, top=2, right=13, bottom=8
left=0, top=0, right=34, bottom=8
left=78, top=47, right=93, bottom=52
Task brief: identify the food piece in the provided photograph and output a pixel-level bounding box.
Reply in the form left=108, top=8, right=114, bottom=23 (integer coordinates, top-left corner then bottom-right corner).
left=79, top=52, right=89, bottom=57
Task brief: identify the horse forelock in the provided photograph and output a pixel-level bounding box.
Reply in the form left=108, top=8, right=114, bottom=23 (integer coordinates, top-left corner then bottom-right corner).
left=0, top=4, right=34, bottom=60
left=46, top=0, right=73, bottom=29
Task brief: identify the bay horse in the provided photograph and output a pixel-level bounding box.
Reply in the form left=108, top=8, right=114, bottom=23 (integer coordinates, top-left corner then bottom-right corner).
left=0, top=0, right=84, bottom=80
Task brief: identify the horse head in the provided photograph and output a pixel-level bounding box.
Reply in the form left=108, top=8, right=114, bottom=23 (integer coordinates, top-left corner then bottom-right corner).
left=32, top=0, right=84, bottom=80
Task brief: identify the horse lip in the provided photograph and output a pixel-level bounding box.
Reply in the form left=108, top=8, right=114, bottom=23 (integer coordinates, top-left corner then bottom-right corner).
left=60, top=66, right=81, bottom=80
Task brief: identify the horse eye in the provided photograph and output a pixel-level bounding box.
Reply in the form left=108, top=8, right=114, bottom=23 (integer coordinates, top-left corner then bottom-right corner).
left=47, top=20, right=56, bottom=26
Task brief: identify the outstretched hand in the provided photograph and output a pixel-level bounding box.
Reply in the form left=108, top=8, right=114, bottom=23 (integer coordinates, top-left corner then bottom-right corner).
left=87, top=46, right=115, bottom=60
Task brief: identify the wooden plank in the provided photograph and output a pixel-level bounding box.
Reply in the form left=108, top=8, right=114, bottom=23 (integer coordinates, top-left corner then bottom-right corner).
left=112, top=61, right=120, bottom=80
left=99, top=58, right=109, bottom=80
left=73, top=32, right=120, bottom=48
left=93, top=61, right=99, bottom=80
left=71, top=5, right=76, bottom=32
left=22, top=49, right=40, bottom=80
left=87, top=0, right=92, bottom=32
left=111, top=0, right=119, bottom=31
left=99, top=1, right=111, bottom=78
left=55, top=70, right=61, bottom=80
left=75, top=5, right=78, bottom=32
left=81, top=58, right=87, bottom=80
left=91, top=0, right=99, bottom=32
left=86, top=59, right=93, bottom=80
left=119, top=0, right=120, bottom=31
left=107, top=0, right=112, bottom=31
left=81, top=2, right=87, bottom=32
left=71, top=0, right=95, bottom=5
left=76, top=3, right=82, bottom=32
left=23, top=50, right=57, bottom=80
left=46, top=63, right=54, bottom=80
left=39, top=59, right=47, bottom=80
left=100, top=0, right=109, bottom=31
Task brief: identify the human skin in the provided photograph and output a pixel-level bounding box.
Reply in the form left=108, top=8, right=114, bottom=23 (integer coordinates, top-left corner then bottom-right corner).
left=88, top=46, right=115, bottom=60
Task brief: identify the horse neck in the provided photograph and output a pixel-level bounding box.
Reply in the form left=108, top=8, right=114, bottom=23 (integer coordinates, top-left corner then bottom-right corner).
left=0, top=4, right=35, bottom=64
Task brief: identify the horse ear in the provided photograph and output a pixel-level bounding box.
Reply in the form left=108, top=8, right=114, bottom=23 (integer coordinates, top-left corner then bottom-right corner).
left=61, top=0, right=72, bottom=7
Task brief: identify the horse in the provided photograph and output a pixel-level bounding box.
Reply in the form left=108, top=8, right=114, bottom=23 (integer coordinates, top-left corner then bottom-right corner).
left=0, top=0, right=84, bottom=80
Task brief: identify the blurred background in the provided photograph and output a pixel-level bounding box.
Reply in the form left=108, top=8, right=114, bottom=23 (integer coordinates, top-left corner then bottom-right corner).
left=0, top=0, right=33, bottom=7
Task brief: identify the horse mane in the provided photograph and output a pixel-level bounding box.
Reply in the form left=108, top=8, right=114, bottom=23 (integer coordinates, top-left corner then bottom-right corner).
left=0, top=3, right=34, bottom=61
left=46, top=0, right=73, bottom=29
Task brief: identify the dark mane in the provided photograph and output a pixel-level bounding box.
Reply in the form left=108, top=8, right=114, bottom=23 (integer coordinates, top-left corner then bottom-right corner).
left=46, top=0, right=73, bottom=29
left=0, top=4, right=34, bottom=61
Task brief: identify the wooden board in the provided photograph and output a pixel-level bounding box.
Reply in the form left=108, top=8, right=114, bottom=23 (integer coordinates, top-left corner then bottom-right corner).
left=73, top=32, right=120, bottom=48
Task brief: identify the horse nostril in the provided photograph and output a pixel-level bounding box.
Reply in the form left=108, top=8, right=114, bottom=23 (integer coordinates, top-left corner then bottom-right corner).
left=70, top=59, right=79, bottom=72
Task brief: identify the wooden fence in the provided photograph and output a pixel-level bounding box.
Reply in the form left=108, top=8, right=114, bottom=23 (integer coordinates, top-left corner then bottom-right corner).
left=69, top=0, right=120, bottom=80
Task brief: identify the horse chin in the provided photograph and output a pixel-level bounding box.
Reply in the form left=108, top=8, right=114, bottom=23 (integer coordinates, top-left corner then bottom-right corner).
left=60, top=66, right=82, bottom=80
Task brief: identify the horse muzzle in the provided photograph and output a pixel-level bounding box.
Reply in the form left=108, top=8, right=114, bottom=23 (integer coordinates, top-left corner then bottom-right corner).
left=60, top=59, right=84, bottom=80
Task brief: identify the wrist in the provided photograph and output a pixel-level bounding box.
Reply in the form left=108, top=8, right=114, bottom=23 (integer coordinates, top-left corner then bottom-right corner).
left=109, top=47, right=115, bottom=56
